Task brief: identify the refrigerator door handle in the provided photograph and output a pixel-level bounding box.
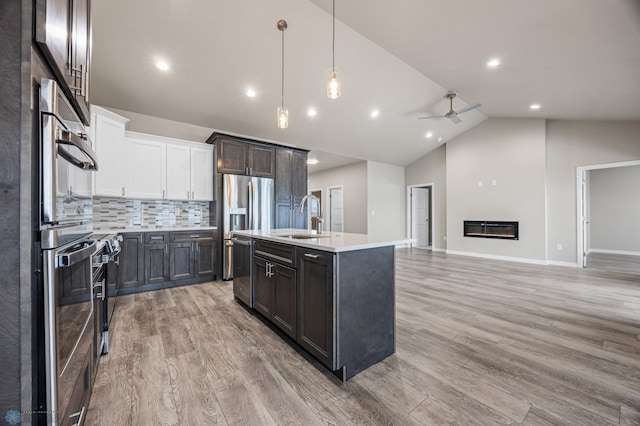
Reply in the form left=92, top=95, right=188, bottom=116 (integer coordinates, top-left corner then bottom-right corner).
left=248, top=180, right=253, bottom=229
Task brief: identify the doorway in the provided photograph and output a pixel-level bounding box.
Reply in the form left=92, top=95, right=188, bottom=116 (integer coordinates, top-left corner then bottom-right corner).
left=328, top=185, right=344, bottom=232
left=308, top=188, right=322, bottom=230
left=576, top=159, right=640, bottom=268
left=407, top=183, right=434, bottom=249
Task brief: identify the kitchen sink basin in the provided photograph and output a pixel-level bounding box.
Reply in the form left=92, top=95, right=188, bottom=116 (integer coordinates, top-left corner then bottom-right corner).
left=276, top=234, right=331, bottom=239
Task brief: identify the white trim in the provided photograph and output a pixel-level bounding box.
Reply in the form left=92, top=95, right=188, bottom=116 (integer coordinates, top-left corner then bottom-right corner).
left=432, top=247, right=446, bottom=253
left=327, top=185, right=344, bottom=233
left=406, top=182, right=435, bottom=250
left=576, top=159, right=640, bottom=268
left=589, top=249, right=640, bottom=257
left=446, top=250, right=548, bottom=266
left=547, top=260, right=579, bottom=268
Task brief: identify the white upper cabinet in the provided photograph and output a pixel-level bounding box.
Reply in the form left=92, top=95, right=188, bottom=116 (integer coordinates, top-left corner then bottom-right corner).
left=190, top=146, right=214, bottom=200
left=166, top=143, right=191, bottom=200
left=166, top=142, right=214, bottom=201
left=92, top=106, right=129, bottom=197
left=91, top=106, right=213, bottom=201
left=124, top=133, right=167, bottom=199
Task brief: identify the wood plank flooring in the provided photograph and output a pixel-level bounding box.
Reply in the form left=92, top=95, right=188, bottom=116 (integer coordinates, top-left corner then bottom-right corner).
left=86, top=250, right=640, bottom=425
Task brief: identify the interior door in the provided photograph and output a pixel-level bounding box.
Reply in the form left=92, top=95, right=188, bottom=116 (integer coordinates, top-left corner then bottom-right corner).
left=328, top=187, right=344, bottom=232
left=411, top=187, right=429, bottom=247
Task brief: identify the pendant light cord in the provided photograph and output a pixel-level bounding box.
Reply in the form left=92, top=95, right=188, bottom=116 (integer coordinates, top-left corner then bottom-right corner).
left=332, top=0, right=335, bottom=72
left=281, top=27, right=285, bottom=108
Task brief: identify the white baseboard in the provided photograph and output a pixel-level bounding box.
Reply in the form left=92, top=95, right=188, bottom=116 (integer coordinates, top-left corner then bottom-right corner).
left=432, top=247, right=446, bottom=253
left=445, top=250, right=548, bottom=265
left=547, top=260, right=579, bottom=268
left=589, top=249, right=640, bottom=257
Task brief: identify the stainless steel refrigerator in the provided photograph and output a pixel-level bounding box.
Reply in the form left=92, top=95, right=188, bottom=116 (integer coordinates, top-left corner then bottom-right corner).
left=222, top=174, right=274, bottom=280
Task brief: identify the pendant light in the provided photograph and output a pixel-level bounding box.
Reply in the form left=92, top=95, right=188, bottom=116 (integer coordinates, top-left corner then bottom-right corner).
left=327, top=0, right=341, bottom=99
left=277, top=20, right=288, bottom=129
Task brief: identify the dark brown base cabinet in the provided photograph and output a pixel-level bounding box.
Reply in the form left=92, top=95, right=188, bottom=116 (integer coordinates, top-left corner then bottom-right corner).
left=253, top=255, right=297, bottom=339
left=246, top=238, right=396, bottom=381
left=118, top=230, right=217, bottom=295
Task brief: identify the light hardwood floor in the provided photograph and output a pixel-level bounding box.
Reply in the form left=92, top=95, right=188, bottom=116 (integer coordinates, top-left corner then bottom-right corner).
left=86, top=250, right=640, bottom=425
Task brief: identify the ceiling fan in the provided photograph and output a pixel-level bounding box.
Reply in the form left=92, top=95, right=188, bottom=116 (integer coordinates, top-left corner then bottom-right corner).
left=418, top=91, right=481, bottom=124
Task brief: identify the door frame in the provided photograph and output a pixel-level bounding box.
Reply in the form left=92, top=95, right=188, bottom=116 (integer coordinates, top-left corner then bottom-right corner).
left=576, top=159, right=640, bottom=268
left=327, top=185, right=344, bottom=232
left=406, top=183, right=435, bottom=249
left=308, top=187, right=322, bottom=230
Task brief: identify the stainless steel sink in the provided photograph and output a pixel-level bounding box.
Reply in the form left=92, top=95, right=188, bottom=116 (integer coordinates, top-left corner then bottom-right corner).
left=275, top=234, right=330, bottom=239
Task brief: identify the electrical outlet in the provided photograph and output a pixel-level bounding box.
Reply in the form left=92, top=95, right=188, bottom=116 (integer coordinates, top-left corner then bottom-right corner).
left=556, top=243, right=563, bottom=250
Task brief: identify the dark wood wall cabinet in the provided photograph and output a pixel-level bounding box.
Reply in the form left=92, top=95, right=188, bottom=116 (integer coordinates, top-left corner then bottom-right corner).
left=276, top=149, right=308, bottom=229
left=35, top=0, right=92, bottom=124
left=210, top=135, right=276, bottom=177
left=118, top=230, right=217, bottom=294
left=243, top=237, right=395, bottom=381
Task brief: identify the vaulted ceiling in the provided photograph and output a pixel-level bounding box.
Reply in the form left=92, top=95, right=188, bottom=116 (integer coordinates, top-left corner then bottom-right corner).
left=91, top=0, right=640, bottom=169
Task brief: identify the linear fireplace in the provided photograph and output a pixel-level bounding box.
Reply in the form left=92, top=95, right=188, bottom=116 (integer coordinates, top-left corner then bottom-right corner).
left=464, top=221, right=519, bottom=240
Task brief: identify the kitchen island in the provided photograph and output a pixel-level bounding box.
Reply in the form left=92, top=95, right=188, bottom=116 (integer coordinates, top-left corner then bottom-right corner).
left=232, top=228, right=411, bottom=381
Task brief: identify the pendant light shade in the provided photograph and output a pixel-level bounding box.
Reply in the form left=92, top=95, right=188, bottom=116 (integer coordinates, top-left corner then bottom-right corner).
left=277, top=20, right=288, bottom=129
left=327, top=0, right=341, bottom=99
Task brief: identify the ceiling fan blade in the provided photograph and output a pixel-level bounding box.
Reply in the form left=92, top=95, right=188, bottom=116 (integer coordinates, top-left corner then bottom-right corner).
left=449, top=115, right=462, bottom=124
left=456, top=103, right=482, bottom=114
left=417, top=114, right=446, bottom=120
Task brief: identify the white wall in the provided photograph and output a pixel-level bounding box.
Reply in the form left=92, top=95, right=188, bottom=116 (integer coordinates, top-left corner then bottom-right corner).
left=367, top=161, right=405, bottom=240
left=308, top=161, right=368, bottom=234
left=446, top=119, right=547, bottom=261
left=546, top=120, right=640, bottom=263
left=590, top=165, right=640, bottom=254
left=405, top=145, right=446, bottom=251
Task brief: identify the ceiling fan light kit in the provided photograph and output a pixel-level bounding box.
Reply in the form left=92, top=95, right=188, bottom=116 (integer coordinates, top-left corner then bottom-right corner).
left=418, top=90, right=482, bottom=124
left=277, top=19, right=288, bottom=129
left=327, top=0, right=341, bottom=99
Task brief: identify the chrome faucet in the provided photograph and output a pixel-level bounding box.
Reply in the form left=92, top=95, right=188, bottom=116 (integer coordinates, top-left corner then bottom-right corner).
left=299, top=194, right=324, bottom=233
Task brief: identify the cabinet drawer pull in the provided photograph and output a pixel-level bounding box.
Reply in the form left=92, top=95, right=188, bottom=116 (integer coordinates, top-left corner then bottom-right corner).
left=189, top=235, right=200, bottom=238
left=150, top=236, right=164, bottom=240
left=304, top=253, right=319, bottom=259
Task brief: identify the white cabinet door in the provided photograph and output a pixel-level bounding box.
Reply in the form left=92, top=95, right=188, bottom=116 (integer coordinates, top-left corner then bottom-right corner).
left=166, top=143, right=191, bottom=200
left=125, top=136, right=166, bottom=199
left=93, top=113, right=125, bottom=197
left=190, top=146, right=214, bottom=200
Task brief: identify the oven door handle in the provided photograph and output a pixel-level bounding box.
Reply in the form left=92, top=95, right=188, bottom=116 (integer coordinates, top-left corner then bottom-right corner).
left=56, top=130, right=99, bottom=171
left=57, top=240, right=97, bottom=267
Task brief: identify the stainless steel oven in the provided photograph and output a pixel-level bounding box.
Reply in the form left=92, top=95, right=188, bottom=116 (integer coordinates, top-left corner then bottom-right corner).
left=40, top=78, right=99, bottom=425
left=43, top=232, right=96, bottom=425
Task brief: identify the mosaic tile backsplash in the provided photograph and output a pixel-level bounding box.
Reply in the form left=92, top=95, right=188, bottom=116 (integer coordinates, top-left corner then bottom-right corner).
left=93, top=197, right=211, bottom=229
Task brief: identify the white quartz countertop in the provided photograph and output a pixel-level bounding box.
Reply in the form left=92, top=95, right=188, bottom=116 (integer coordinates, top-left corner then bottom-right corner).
left=94, top=226, right=217, bottom=233
left=232, top=229, right=413, bottom=253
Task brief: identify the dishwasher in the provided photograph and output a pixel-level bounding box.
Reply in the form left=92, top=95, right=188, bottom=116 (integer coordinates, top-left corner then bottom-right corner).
left=232, top=235, right=253, bottom=307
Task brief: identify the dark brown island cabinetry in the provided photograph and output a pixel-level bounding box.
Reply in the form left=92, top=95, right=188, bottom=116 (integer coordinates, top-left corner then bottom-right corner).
left=35, top=0, right=92, bottom=124
left=253, top=240, right=298, bottom=339
left=213, top=136, right=275, bottom=177
left=117, top=230, right=217, bottom=294
left=297, top=247, right=336, bottom=368
left=276, top=149, right=308, bottom=229
left=240, top=234, right=396, bottom=381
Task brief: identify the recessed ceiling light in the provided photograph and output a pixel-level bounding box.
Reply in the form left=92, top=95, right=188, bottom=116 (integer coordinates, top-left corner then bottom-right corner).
left=486, top=58, right=501, bottom=68
left=307, top=158, right=319, bottom=165
left=246, top=89, right=256, bottom=98
left=155, top=59, right=169, bottom=71
left=307, top=107, right=317, bottom=117
left=425, top=132, right=433, bottom=139
left=370, top=110, right=380, bottom=118
left=529, top=103, right=541, bottom=110
left=436, top=137, right=443, bottom=143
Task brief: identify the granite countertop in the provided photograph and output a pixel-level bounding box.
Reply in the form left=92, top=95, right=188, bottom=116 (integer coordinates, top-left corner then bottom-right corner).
left=94, top=225, right=217, bottom=233
left=232, top=228, right=413, bottom=253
